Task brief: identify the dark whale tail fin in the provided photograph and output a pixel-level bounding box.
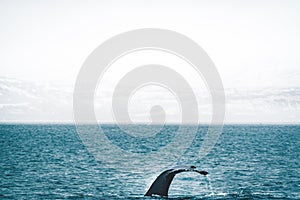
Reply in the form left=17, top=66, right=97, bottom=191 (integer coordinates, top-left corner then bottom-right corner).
left=144, top=166, right=208, bottom=197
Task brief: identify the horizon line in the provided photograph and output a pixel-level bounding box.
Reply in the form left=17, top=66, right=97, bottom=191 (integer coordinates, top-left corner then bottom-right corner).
left=0, top=121, right=299, bottom=125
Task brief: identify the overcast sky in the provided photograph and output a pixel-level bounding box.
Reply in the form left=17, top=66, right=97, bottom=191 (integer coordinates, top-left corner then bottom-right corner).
left=0, top=0, right=300, bottom=123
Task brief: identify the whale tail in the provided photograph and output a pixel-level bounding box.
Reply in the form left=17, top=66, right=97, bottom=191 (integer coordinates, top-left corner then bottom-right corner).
left=145, top=165, right=208, bottom=197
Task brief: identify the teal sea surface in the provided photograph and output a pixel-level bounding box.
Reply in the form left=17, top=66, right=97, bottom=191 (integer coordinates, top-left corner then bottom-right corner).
left=0, top=124, right=299, bottom=199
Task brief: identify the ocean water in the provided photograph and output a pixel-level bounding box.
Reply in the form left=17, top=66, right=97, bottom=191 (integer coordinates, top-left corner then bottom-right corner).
left=0, top=124, right=299, bottom=199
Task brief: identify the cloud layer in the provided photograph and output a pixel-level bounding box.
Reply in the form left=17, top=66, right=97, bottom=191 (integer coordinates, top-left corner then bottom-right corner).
left=0, top=76, right=299, bottom=123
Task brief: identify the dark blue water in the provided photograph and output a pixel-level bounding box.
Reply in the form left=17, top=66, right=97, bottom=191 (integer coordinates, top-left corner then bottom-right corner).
left=0, top=124, right=299, bottom=199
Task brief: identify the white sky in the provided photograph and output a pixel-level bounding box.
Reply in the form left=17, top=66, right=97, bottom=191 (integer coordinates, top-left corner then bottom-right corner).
left=0, top=0, right=300, bottom=123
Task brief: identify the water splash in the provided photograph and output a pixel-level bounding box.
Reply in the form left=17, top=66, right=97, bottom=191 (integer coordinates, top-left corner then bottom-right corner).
left=204, top=175, right=215, bottom=196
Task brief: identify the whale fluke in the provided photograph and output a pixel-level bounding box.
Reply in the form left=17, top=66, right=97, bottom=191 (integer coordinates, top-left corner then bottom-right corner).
left=145, top=166, right=208, bottom=197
